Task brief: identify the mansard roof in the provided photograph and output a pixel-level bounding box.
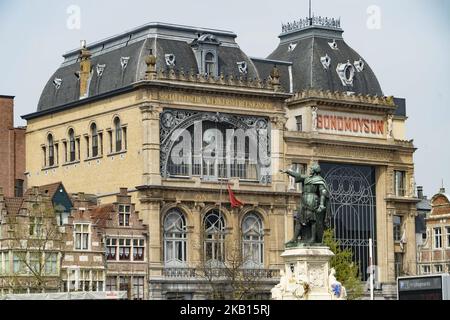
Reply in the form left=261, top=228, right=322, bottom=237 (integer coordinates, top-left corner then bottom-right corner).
left=267, top=17, right=383, bottom=96
left=36, top=22, right=260, bottom=113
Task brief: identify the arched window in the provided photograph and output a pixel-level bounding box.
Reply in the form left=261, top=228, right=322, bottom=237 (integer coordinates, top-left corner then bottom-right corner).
left=242, top=213, right=264, bottom=267
left=204, top=210, right=226, bottom=263
left=114, top=117, right=126, bottom=152
left=205, top=52, right=215, bottom=76
left=114, top=117, right=122, bottom=152
left=91, top=123, right=98, bottom=157
left=48, top=134, right=54, bottom=167
left=68, top=129, right=76, bottom=162
left=164, top=209, right=187, bottom=266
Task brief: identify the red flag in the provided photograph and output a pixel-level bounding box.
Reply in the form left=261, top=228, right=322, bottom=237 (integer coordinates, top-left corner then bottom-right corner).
left=227, top=184, right=244, bottom=208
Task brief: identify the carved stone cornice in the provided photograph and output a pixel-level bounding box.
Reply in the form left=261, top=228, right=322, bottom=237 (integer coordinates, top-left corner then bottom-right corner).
left=153, top=68, right=283, bottom=92
left=314, top=143, right=395, bottom=163
left=284, top=132, right=416, bottom=153
left=286, top=89, right=396, bottom=113
left=133, top=79, right=291, bottom=103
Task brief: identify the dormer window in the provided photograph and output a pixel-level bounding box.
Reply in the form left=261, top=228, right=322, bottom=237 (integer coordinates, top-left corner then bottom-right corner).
left=205, top=52, right=216, bottom=76
left=191, top=33, right=220, bottom=77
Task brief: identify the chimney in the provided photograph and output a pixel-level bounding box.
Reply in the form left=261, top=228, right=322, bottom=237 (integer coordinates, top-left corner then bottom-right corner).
left=119, top=188, right=128, bottom=196
left=79, top=40, right=92, bottom=99
left=417, top=186, right=424, bottom=199
left=0, top=95, right=14, bottom=130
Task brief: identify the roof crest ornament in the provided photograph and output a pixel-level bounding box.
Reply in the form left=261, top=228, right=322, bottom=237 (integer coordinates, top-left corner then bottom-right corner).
left=281, top=16, right=341, bottom=34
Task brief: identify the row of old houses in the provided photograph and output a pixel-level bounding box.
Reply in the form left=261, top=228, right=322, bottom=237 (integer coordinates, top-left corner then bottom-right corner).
left=0, top=182, right=148, bottom=299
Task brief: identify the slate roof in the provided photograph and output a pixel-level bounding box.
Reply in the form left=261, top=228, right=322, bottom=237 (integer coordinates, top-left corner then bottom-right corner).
left=35, top=22, right=259, bottom=113
left=417, top=198, right=431, bottom=211
left=415, top=214, right=426, bottom=234
left=251, top=57, right=292, bottom=93
left=266, top=25, right=383, bottom=96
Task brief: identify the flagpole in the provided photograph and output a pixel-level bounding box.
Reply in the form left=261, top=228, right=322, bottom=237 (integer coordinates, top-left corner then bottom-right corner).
left=369, top=238, right=374, bottom=300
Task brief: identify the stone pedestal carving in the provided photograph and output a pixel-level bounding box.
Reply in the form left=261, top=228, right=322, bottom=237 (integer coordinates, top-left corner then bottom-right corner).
left=271, top=246, right=346, bottom=300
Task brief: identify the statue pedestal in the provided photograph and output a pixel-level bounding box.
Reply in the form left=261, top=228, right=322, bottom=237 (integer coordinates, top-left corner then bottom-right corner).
left=272, top=246, right=345, bottom=300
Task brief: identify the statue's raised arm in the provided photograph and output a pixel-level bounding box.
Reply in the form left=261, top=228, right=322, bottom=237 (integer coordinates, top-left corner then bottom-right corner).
left=280, top=169, right=306, bottom=183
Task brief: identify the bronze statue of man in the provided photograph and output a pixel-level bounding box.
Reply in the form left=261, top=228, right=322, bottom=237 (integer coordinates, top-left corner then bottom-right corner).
left=281, top=163, right=331, bottom=245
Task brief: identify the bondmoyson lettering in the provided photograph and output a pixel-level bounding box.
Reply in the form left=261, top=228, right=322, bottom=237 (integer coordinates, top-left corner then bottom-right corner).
left=317, top=111, right=385, bottom=137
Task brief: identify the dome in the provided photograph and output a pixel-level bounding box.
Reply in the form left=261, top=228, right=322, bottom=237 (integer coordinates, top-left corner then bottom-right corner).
left=266, top=17, right=383, bottom=95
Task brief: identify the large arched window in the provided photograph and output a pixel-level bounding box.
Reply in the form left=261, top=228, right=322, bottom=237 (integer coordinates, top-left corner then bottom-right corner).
left=68, top=129, right=76, bottom=162
left=114, top=117, right=122, bottom=152
left=164, top=209, right=187, bottom=266
left=48, top=134, right=55, bottom=167
left=204, top=210, right=226, bottom=263
left=91, top=123, right=98, bottom=157
left=242, top=213, right=264, bottom=268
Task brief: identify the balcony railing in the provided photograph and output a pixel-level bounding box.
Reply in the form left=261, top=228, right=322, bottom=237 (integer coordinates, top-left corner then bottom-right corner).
left=162, top=267, right=280, bottom=280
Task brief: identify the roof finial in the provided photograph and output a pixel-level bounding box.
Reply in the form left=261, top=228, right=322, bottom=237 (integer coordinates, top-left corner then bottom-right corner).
left=309, top=0, right=312, bottom=25
left=440, top=179, right=446, bottom=194
left=145, top=49, right=157, bottom=80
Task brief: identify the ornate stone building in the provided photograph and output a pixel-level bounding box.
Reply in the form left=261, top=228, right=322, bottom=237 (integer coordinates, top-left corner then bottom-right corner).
left=22, top=19, right=418, bottom=298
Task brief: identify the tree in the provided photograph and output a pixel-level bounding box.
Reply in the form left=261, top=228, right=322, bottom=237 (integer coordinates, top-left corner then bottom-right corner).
left=323, top=229, right=363, bottom=300
left=199, top=238, right=275, bottom=300
left=3, top=200, right=63, bottom=294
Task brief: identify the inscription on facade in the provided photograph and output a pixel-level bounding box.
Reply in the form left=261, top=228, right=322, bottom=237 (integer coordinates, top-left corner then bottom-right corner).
left=317, top=110, right=385, bottom=138
left=158, top=92, right=272, bottom=110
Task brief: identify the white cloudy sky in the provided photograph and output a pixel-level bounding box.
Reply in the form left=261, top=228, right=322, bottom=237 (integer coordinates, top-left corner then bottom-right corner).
left=0, top=0, right=449, bottom=196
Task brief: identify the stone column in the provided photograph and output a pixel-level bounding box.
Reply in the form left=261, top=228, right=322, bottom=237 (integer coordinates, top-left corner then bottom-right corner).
left=386, top=208, right=396, bottom=282
left=140, top=103, right=162, bottom=186
left=405, top=205, right=418, bottom=275
left=376, top=166, right=388, bottom=283
left=270, top=115, right=287, bottom=192
left=139, top=192, right=163, bottom=277
left=190, top=203, right=203, bottom=266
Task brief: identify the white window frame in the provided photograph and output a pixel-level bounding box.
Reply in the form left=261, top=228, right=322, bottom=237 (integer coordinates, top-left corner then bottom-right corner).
left=422, top=265, right=431, bottom=274
left=132, top=276, right=145, bottom=300
left=242, top=213, right=264, bottom=268
left=446, top=227, right=450, bottom=248
left=393, top=215, right=402, bottom=242
left=107, top=237, right=145, bottom=262
left=74, top=223, right=90, bottom=251
left=106, top=276, right=117, bottom=291
left=203, top=211, right=226, bottom=263
left=118, top=205, right=131, bottom=227
left=394, top=170, right=406, bottom=197
left=164, top=210, right=187, bottom=266
left=45, top=252, right=58, bottom=275
left=434, top=227, right=442, bottom=249
left=29, top=216, right=43, bottom=237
